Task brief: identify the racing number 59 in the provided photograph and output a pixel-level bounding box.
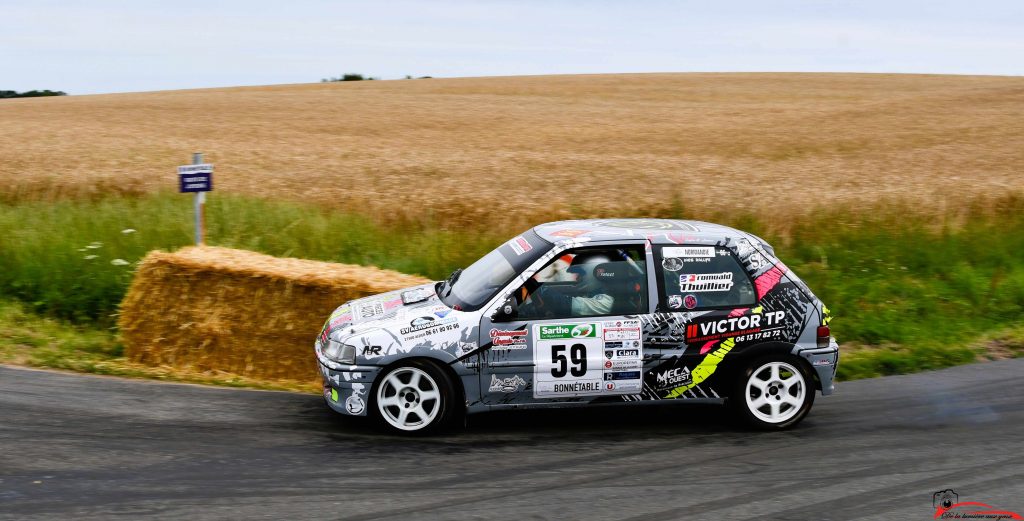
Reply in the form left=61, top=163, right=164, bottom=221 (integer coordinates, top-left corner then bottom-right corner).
left=551, top=344, right=587, bottom=378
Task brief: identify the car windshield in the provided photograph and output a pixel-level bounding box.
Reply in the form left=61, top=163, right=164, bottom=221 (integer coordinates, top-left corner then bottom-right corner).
left=439, top=229, right=550, bottom=311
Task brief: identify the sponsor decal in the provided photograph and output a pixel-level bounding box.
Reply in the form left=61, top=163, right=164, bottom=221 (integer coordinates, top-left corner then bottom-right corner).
left=361, top=345, right=382, bottom=356
left=747, top=252, right=767, bottom=271
left=668, top=295, right=683, bottom=309
left=812, top=358, right=833, bottom=366
left=345, top=392, right=365, bottom=414
left=685, top=311, right=787, bottom=343
left=662, top=257, right=684, bottom=272
left=932, top=489, right=1021, bottom=519
left=606, top=382, right=615, bottom=390
left=605, top=359, right=642, bottom=370
left=489, top=328, right=528, bottom=349
left=539, top=323, right=596, bottom=339
left=683, top=294, right=698, bottom=309
left=358, top=301, right=385, bottom=319
left=679, top=272, right=734, bottom=292
left=434, top=309, right=452, bottom=319
left=666, top=336, right=736, bottom=398
left=663, top=246, right=715, bottom=258
left=603, top=325, right=641, bottom=341
left=550, top=229, right=589, bottom=238
left=401, top=323, right=461, bottom=341
left=605, top=350, right=614, bottom=359
left=602, top=320, right=640, bottom=341
left=616, top=349, right=639, bottom=357
left=400, top=316, right=457, bottom=335
left=508, top=235, right=533, bottom=255
left=604, top=371, right=641, bottom=381
left=489, top=374, right=527, bottom=393
left=654, top=366, right=692, bottom=389
left=552, top=381, right=602, bottom=393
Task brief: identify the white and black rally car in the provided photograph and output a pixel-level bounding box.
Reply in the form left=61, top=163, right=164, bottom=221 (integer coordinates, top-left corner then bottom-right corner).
left=316, top=219, right=838, bottom=433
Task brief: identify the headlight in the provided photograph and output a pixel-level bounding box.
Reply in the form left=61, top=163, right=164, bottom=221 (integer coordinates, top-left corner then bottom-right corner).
left=323, top=339, right=356, bottom=364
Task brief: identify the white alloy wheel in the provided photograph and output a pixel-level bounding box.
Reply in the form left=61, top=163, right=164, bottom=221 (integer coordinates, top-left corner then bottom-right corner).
left=744, top=361, right=807, bottom=424
left=376, top=366, right=442, bottom=432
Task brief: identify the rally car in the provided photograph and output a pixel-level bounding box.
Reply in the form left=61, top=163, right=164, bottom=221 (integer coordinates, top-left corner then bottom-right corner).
left=315, top=219, right=838, bottom=434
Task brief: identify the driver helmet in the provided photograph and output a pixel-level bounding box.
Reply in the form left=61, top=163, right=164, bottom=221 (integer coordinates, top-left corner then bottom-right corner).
left=566, top=253, right=612, bottom=293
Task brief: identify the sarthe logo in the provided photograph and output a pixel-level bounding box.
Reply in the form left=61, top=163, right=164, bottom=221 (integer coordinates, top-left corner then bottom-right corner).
left=932, top=489, right=1022, bottom=520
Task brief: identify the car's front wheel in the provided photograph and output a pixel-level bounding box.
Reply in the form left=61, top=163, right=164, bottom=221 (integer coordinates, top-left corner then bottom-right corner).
left=731, top=355, right=815, bottom=429
left=372, top=361, right=459, bottom=434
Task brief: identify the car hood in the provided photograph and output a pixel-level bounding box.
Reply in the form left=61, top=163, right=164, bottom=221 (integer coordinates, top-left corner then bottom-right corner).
left=322, top=282, right=478, bottom=360
left=324, top=282, right=443, bottom=334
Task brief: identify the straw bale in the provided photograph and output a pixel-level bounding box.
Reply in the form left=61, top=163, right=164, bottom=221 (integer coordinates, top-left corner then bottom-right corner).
left=119, top=246, right=431, bottom=383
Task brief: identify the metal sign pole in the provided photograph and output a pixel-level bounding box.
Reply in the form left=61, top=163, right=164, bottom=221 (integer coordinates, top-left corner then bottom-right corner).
left=192, top=152, right=204, bottom=245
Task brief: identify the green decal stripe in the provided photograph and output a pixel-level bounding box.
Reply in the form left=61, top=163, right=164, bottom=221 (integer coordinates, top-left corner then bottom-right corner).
left=665, top=337, right=735, bottom=398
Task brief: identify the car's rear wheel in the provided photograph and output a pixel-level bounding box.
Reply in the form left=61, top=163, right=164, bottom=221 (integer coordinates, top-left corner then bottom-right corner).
left=731, top=355, right=815, bottom=429
left=372, top=361, right=459, bottom=434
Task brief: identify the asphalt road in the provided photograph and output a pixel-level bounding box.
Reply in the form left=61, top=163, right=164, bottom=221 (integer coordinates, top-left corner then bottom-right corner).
left=1, top=360, right=1022, bottom=521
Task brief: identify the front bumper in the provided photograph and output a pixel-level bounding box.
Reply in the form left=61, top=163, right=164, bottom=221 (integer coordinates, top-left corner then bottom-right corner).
left=318, top=361, right=381, bottom=417
left=798, top=338, right=840, bottom=396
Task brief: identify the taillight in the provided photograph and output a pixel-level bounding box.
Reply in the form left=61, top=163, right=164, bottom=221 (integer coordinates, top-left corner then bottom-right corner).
left=817, top=325, right=831, bottom=348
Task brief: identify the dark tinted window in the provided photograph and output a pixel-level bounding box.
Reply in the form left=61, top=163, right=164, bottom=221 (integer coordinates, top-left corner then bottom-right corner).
left=654, top=245, right=755, bottom=310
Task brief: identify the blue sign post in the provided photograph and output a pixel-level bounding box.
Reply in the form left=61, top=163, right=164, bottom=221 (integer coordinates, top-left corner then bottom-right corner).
left=178, top=168, right=212, bottom=192
left=178, top=154, right=213, bottom=245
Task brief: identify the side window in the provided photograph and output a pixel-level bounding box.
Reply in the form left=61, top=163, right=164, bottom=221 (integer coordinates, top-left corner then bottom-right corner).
left=515, top=246, right=647, bottom=320
left=654, top=245, right=755, bottom=311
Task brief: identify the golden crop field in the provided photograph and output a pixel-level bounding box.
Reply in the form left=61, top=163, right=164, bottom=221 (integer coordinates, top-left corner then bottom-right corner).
left=3, top=73, right=1023, bottom=228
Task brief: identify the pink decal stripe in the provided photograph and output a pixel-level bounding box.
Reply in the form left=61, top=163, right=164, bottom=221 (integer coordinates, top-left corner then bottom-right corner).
left=700, top=341, right=718, bottom=355
left=755, top=264, right=786, bottom=300
left=728, top=307, right=749, bottom=317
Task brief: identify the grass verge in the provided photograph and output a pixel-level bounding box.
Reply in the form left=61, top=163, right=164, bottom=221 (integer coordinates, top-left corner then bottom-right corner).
left=0, top=299, right=317, bottom=392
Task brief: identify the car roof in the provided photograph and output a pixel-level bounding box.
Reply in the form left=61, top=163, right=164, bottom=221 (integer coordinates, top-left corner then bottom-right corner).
left=532, top=218, right=750, bottom=245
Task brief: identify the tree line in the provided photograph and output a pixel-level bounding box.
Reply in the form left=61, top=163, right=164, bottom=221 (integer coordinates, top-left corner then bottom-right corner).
left=1, top=90, right=67, bottom=98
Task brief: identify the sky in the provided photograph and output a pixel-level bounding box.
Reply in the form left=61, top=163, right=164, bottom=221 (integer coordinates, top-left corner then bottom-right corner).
left=3, top=0, right=1023, bottom=95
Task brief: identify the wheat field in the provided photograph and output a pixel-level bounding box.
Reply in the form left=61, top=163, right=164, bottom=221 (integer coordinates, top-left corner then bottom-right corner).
left=2, top=73, right=1023, bottom=228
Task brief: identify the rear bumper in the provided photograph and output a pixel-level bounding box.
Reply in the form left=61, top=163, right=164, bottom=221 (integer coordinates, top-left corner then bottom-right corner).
left=798, top=338, right=839, bottom=396
left=319, top=361, right=380, bottom=417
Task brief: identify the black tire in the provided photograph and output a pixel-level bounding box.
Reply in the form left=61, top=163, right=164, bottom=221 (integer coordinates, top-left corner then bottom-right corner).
left=369, top=359, right=461, bottom=435
left=730, top=354, right=815, bottom=430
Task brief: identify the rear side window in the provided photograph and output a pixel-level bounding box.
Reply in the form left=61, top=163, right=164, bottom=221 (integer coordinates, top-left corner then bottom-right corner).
left=654, top=245, right=755, bottom=311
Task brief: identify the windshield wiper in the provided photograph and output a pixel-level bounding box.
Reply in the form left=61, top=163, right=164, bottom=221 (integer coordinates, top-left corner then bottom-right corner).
left=443, top=268, right=463, bottom=297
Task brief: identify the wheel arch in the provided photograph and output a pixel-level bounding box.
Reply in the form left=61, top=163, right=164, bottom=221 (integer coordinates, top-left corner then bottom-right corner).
left=721, top=341, right=821, bottom=392
left=373, top=356, right=467, bottom=409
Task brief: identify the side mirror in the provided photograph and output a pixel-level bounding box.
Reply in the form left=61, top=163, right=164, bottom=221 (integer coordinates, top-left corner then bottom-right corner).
left=492, top=295, right=518, bottom=322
